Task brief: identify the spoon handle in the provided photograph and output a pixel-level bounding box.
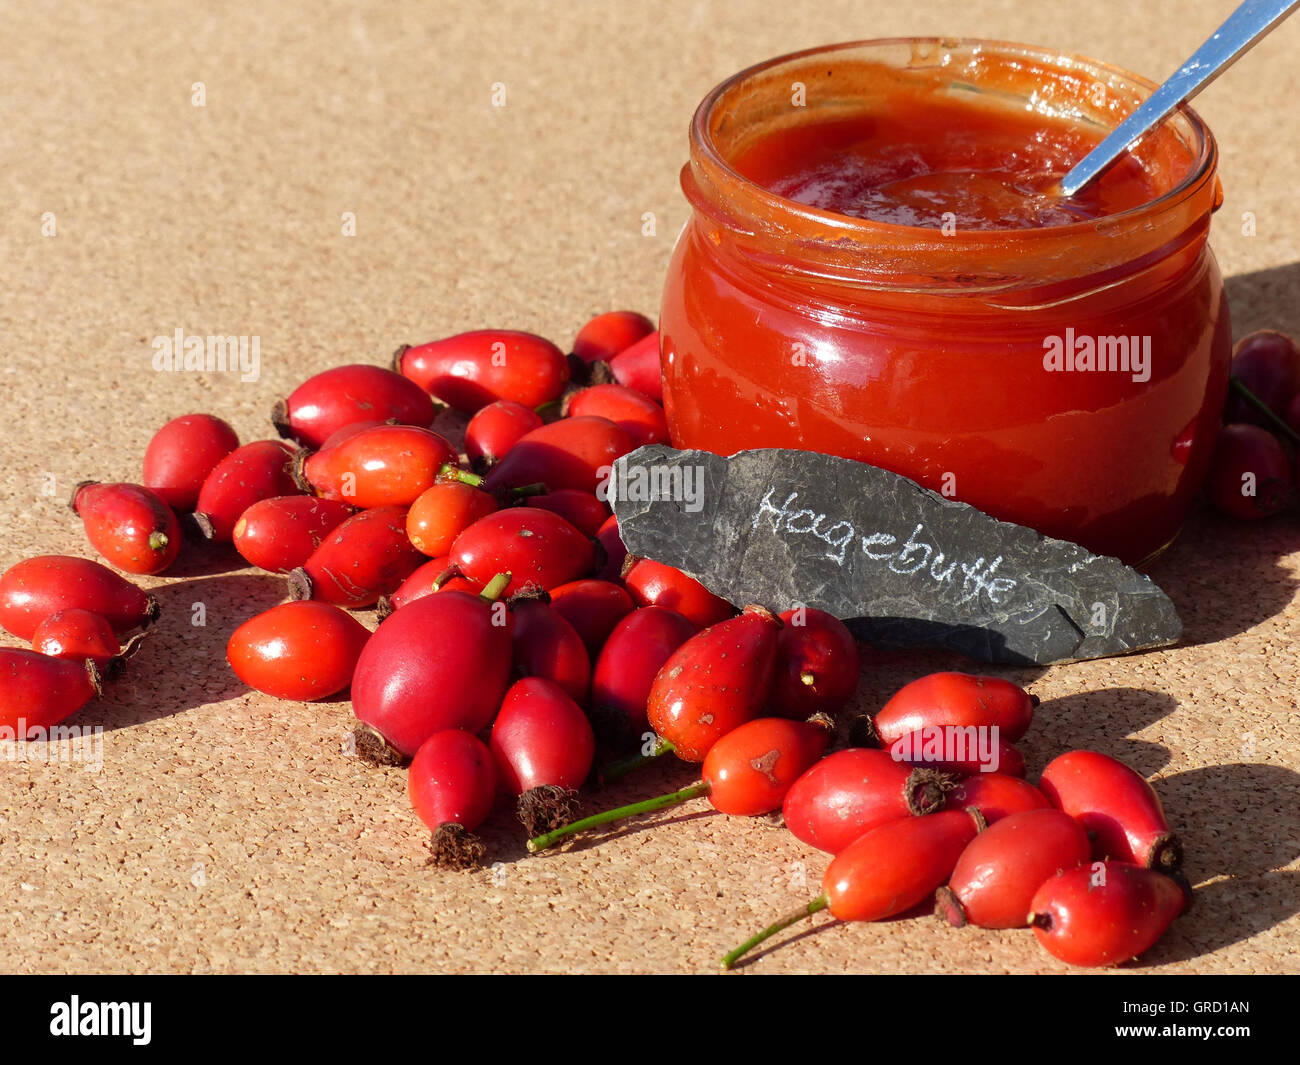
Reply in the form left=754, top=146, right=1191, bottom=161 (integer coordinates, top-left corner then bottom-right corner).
left=1059, top=0, right=1300, bottom=195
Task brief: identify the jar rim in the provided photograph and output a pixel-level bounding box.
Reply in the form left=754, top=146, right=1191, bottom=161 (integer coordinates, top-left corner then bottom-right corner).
left=686, top=38, right=1220, bottom=290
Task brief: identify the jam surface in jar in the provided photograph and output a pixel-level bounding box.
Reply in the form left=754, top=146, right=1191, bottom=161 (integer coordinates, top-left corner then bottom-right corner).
left=730, top=98, right=1179, bottom=230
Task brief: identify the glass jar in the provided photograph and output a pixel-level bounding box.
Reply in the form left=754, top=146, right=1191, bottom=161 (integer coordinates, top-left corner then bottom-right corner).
left=660, top=38, right=1230, bottom=565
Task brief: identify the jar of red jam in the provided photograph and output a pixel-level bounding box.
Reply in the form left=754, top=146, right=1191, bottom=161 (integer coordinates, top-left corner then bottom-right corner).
left=660, top=38, right=1230, bottom=564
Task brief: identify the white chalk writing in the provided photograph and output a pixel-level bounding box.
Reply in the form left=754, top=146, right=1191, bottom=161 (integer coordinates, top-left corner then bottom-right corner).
left=751, top=487, right=1018, bottom=607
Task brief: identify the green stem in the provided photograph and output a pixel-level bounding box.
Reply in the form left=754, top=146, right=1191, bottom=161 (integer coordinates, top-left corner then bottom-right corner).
left=600, top=736, right=676, bottom=783
left=510, top=481, right=549, bottom=499
left=439, top=463, right=484, bottom=487
left=479, top=572, right=512, bottom=603
left=721, top=894, right=829, bottom=971
left=527, top=780, right=709, bottom=852
left=1230, top=376, right=1300, bottom=446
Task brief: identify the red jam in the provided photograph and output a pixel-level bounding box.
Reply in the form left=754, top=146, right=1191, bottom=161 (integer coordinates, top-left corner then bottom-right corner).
left=660, top=40, right=1230, bottom=564
left=731, top=101, right=1171, bottom=230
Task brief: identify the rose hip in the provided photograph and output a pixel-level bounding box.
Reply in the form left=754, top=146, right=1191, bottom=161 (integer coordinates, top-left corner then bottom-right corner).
left=71, top=482, right=181, bottom=575
left=1205, top=423, right=1292, bottom=519
left=590, top=606, right=696, bottom=748
left=395, top=330, right=569, bottom=412
left=227, top=601, right=371, bottom=701
left=483, top=416, right=635, bottom=495
left=0, top=648, right=105, bottom=735
left=1039, top=749, right=1182, bottom=871
left=142, top=413, right=239, bottom=511
left=530, top=715, right=832, bottom=852
left=546, top=579, right=634, bottom=656
left=287, top=505, right=424, bottom=608
left=646, top=604, right=781, bottom=762
left=872, top=672, right=1036, bottom=745
left=567, top=384, right=669, bottom=448
left=1224, top=330, right=1300, bottom=425
left=607, top=331, right=663, bottom=402
left=770, top=607, right=859, bottom=717
left=510, top=598, right=591, bottom=704
left=272, top=363, right=435, bottom=448
left=526, top=490, right=609, bottom=537
left=0, top=555, right=159, bottom=639
left=722, top=808, right=983, bottom=968
left=193, top=440, right=301, bottom=542
left=781, top=747, right=952, bottom=854
left=888, top=728, right=1027, bottom=778
left=32, top=609, right=120, bottom=669
left=464, top=400, right=544, bottom=471
left=572, top=311, right=655, bottom=363
left=405, top=478, right=498, bottom=557
left=232, top=496, right=357, bottom=573
left=318, top=419, right=385, bottom=450
left=380, top=557, right=480, bottom=615
left=491, top=676, right=596, bottom=835
left=936, top=809, right=1091, bottom=929
left=595, top=514, right=627, bottom=581
left=408, top=730, right=499, bottom=868
left=450, top=507, right=596, bottom=597
left=294, top=424, right=457, bottom=508
left=1029, top=862, right=1190, bottom=967
left=622, top=557, right=734, bottom=628
left=351, top=575, right=514, bottom=761
left=943, top=773, right=1051, bottom=824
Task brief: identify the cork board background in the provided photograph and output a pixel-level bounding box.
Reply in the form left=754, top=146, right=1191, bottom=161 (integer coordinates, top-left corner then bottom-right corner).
left=2, top=0, right=1298, bottom=974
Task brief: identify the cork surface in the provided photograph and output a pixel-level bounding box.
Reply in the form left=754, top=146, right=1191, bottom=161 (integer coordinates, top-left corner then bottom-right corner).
left=2, top=0, right=1298, bottom=974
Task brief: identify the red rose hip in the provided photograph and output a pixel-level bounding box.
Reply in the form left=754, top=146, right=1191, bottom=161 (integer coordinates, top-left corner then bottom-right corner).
left=350, top=578, right=514, bottom=761
left=1039, top=749, right=1182, bottom=871
left=288, top=505, right=424, bottom=608
left=936, top=809, right=1091, bottom=929
left=771, top=607, right=859, bottom=717
left=295, top=425, right=457, bottom=508
left=32, top=609, right=120, bottom=669
left=272, top=363, right=435, bottom=448
left=1029, top=861, right=1189, bottom=967
left=193, top=440, right=301, bottom=542
left=590, top=606, right=697, bottom=748
left=232, top=496, right=356, bottom=573
left=408, top=730, right=500, bottom=868
left=142, top=413, right=239, bottom=511
left=227, top=601, right=371, bottom=701
left=464, top=400, right=544, bottom=471
left=647, top=604, right=781, bottom=762
left=71, top=482, right=181, bottom=575
left=872, top=672, right=1036, bottom=745
left=0, top=648, right=106, bottom=734
left=450, top=507, right=596, bottom=597
left=0, top=556, right=159, bottom=639
left=395, top=330, right=569, bottom=412
left=491, top=676, right=596, bottom=835
left=572, top=311, right=655, bottom=363
left=781, top=747, right=951, bottom=854
left=622, top=557, right=734, bottom=629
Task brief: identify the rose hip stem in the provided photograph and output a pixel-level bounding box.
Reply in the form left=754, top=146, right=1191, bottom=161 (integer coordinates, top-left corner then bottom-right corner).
left=722, top=897, right=831, bottom=971
left=598, top=735, right=677, bottom=783
left=1230, top=376, right=1300, bottom=445
left=528, top=781, right=708, bottom=852
left=530, top=716, right=830, bottom=851
left=439, top=463, right=547, bottom=499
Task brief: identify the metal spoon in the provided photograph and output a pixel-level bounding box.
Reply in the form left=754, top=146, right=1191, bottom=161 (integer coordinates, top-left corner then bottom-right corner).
left=1059, top=0, right=1300, bottom=196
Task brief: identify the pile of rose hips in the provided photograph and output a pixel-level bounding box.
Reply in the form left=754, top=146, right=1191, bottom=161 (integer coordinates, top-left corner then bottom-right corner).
left=1206, top=329, right=1300, bottom=519
left=0, top=307, right=1197, bottom=971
